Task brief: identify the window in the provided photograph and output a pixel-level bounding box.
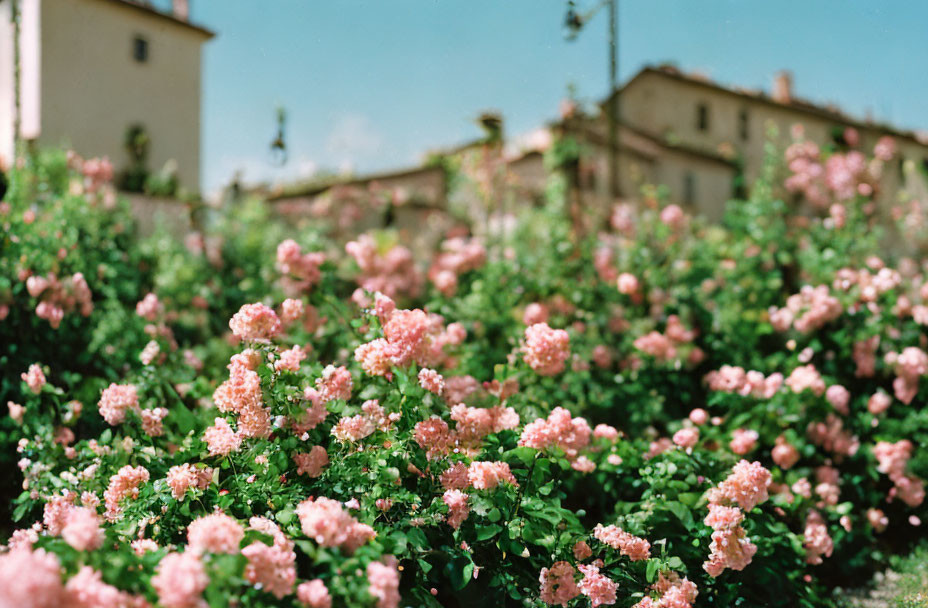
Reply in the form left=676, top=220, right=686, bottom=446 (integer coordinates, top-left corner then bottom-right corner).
left=696, top=103, right=709, bottom=132
left=738, top=109, right=749, bottom=141
left=133, top=36, right=149, bottom=63
left=683, top=172, right=696, bottom=206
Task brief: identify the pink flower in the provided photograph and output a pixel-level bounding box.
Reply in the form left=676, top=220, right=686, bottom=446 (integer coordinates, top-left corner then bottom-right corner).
left=443, top=489, right=470, bottom=529
left=523, top=302, right=549, bottom=326
left=539, top=561, right=580, bottom=606
left=729, top=429, right=759, bottom=455
left=867, top=508, right=888, bottom=533
left=367, top=558, right=401, bottom=608
left=578, top=563, right=617, bottom=607
left=825, top=385, right=850, bottom=415
left=275, top=345, right=307, bottom=372
left=187, top=512, right=244, bottom=555
left=294, top=446, right=329, bottom=478
left=593, top=524, right=651, bottom=561
left=166, top=464, right=212, bottom=501
left=103, top=465, right=149, bottom=521
left=316, top=365, right=353, bottom=403
left=573, top=540, right=593, bottom=560
left=785, top=364, right=826, bottom=396
left=418, top=368, right=444, bottom=394
left=21, top=364, right=46, bottom=395
left=689, top=409, right=708, bottom=425
left=467, top=461, right=518, bottom=490
left=297, top=579, right=332, bottom=608
left=673, top=427, right=699, bottom=449
left=136, top=293, right=163, bottom=321
left=771, top=436, right=800, bottom=470
left=97, top=383, right=139, bottom=426
left=660, top=204, right=685, bottom=230
left=803, top=510, right=833, bottom=565
left=140, top=407, right=168, bottom=436
left=64, top=565, right=137, bottom=607
left=0, top=547, right=63, bottom=608
left=203, top=418, right=243, bottom=457
left=8, top=401, right=24, bottom=424
left=868, top=391, right=892, bottom=415
left=151, top=552, right=209, bottom=608
left=332, top=415, right=375, bottom=443
left=519, top=407, right=591, bottom=461
left=296, top=497, right=375, bottom=553
left=229, top=303, right=281, bottom=342
left=523, top=323, right=570, bottom=376
left=281, top=298, right=305, bottom=324
left=708, top=460, right=771, bottom=511
left=61, top=507, right=103, bottom=552
left=241, top=536, right=296, bottom=599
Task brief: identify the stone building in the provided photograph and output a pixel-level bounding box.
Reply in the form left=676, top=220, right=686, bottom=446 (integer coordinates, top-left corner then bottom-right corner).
left=0, top=0, right=213, bottom=190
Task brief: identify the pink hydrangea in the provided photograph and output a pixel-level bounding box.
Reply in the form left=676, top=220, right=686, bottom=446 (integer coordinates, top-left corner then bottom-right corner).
left=593, top=524, right=651, bottom=561
left=297, top=579, right=332, bottom=608
left=187, top=512, right=244, bottom=555
left=203, top=417, right=243, bottom=457
left=21, top=364, right=46, bottom=395
left=294, top=446, right=329, bottom=478
left=97, top=383, right=139, bottom=426
left=140, top=407, right=168, bottom=436
left=803, top=510, right=834, bottom=565
left=443, top=489, right=470, bottom=529
left=367, top=558, right=401, bottom=608
left=771, top=436, right=800, bottom=469
left=151, top=552, right=209, bottom=608
left=229, top=303, right=281, bottom=342
left=539, top=561, right=581, bottom=606
left=523, top=323, right=570, bottom=376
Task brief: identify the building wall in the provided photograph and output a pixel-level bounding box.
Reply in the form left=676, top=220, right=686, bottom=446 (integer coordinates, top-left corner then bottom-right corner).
left=0, top=1, right=13, bottom=170
left=619, top=70, right=928, bottom=202
left=37, top=0, right=206, bottom=189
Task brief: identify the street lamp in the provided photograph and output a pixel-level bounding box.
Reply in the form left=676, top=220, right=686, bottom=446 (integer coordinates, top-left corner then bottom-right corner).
left=269, top=106, right=288, bottom=167
left=564, top=0, right=619, bottom=199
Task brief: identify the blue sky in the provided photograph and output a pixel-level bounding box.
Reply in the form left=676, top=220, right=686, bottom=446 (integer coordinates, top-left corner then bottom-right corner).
left=178, top=1, right=928, bottom=193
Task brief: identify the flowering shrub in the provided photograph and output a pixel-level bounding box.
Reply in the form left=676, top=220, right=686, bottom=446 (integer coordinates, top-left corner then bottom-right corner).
left=1, top=129, right=928, bottom=607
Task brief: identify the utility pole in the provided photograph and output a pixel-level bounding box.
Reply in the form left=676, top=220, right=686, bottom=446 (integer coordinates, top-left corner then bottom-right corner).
left=565, top=0, right=620, bottom=199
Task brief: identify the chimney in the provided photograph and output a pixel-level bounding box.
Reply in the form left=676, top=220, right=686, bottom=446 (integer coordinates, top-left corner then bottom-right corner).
left=172, top=0, right=189, bottom=20
left=772, top=70, right=793, bottom=104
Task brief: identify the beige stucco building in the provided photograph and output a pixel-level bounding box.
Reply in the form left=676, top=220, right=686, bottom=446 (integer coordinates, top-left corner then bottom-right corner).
left=0, top=0, right=212, bottom=190
left=602, top=65, right=928, bottom=219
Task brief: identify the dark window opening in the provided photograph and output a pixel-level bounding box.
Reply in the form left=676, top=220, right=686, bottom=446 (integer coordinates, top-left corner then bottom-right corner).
left=696, top=103, right=709, bottom=132
left=922, top=157, right=928, bottom=175
left=738, top=109, right=749, bottom=141
left=683, top=172, right=696, bottom=206
left=898, top=158, right=906, bottom=180
left=133, top=36, right=149, bottom=63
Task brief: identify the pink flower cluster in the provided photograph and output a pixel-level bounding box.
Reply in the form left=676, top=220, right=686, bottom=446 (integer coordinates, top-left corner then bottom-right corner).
left=428, top=237, right=486, bottom=296
left=890, top=346, right=927, bottom=404
left=275, top=345, right=308, bottom=372
left=24, top=272, right=93, bottom=329
left=769, top=285, right=842, bottom=333
left=638, top=572, right=698, bottom=608
left=539, top=561, right=580, bottom=606
left=702, top=503, right=756, bottom=576
left=442, top=489, right=470, bottom=529
left=136, top=292, right=164, bottom=321
left=523, top=323, right=570, bottom=376
left=151, top=551, right=209, bottom=608
left=213, top=350, right=271, bottom=438
left=874, top=440, right=925, bottom=508
left=97, top=383, right=139, bottom=425
left=293, top=445, right=329, bottom=477
left=705, top=366, right=783, bottom=398
left=21, top=364, right=46, bottom=395
left=467, top=461, right=518, bottom=489
left=784, top=133, right=890, bottom=207
left=242, top=517, right=297, bottom=599
left=277, top=239, right=325, bottom=295
left=187, top=512, right=244, bottom=554
left=367, top=558, right=401, bottom=608
left=203, top=417, right=243, bottom=457
left=229, top=302, right=281, bottom=342
left=785, top=364, right=826, bottom=396
left=593, top=524, right=651, bottom=561
left=346, top=234, right=422, bottom=299
left=519, top=407, right=591, bottom=461
left=802, top=510, right=834, bottom=565
left=577, top=563, right=617, bottom=607
left=166, top=464, right=213, bottom=500
left=103, top=465, right=149, bottom=521
left=707, top=460, right=772, bottom=512
left=296, top=496, right=376, bottom=554
left=807, top=414, right=859, bottom=458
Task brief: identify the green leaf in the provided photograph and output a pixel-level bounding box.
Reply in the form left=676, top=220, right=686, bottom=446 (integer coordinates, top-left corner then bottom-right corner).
left=646, top=559, right=660, bottom=583
left=476, top=524, right=502, bottom=541
left=666, top=501, right=696, bottom=531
